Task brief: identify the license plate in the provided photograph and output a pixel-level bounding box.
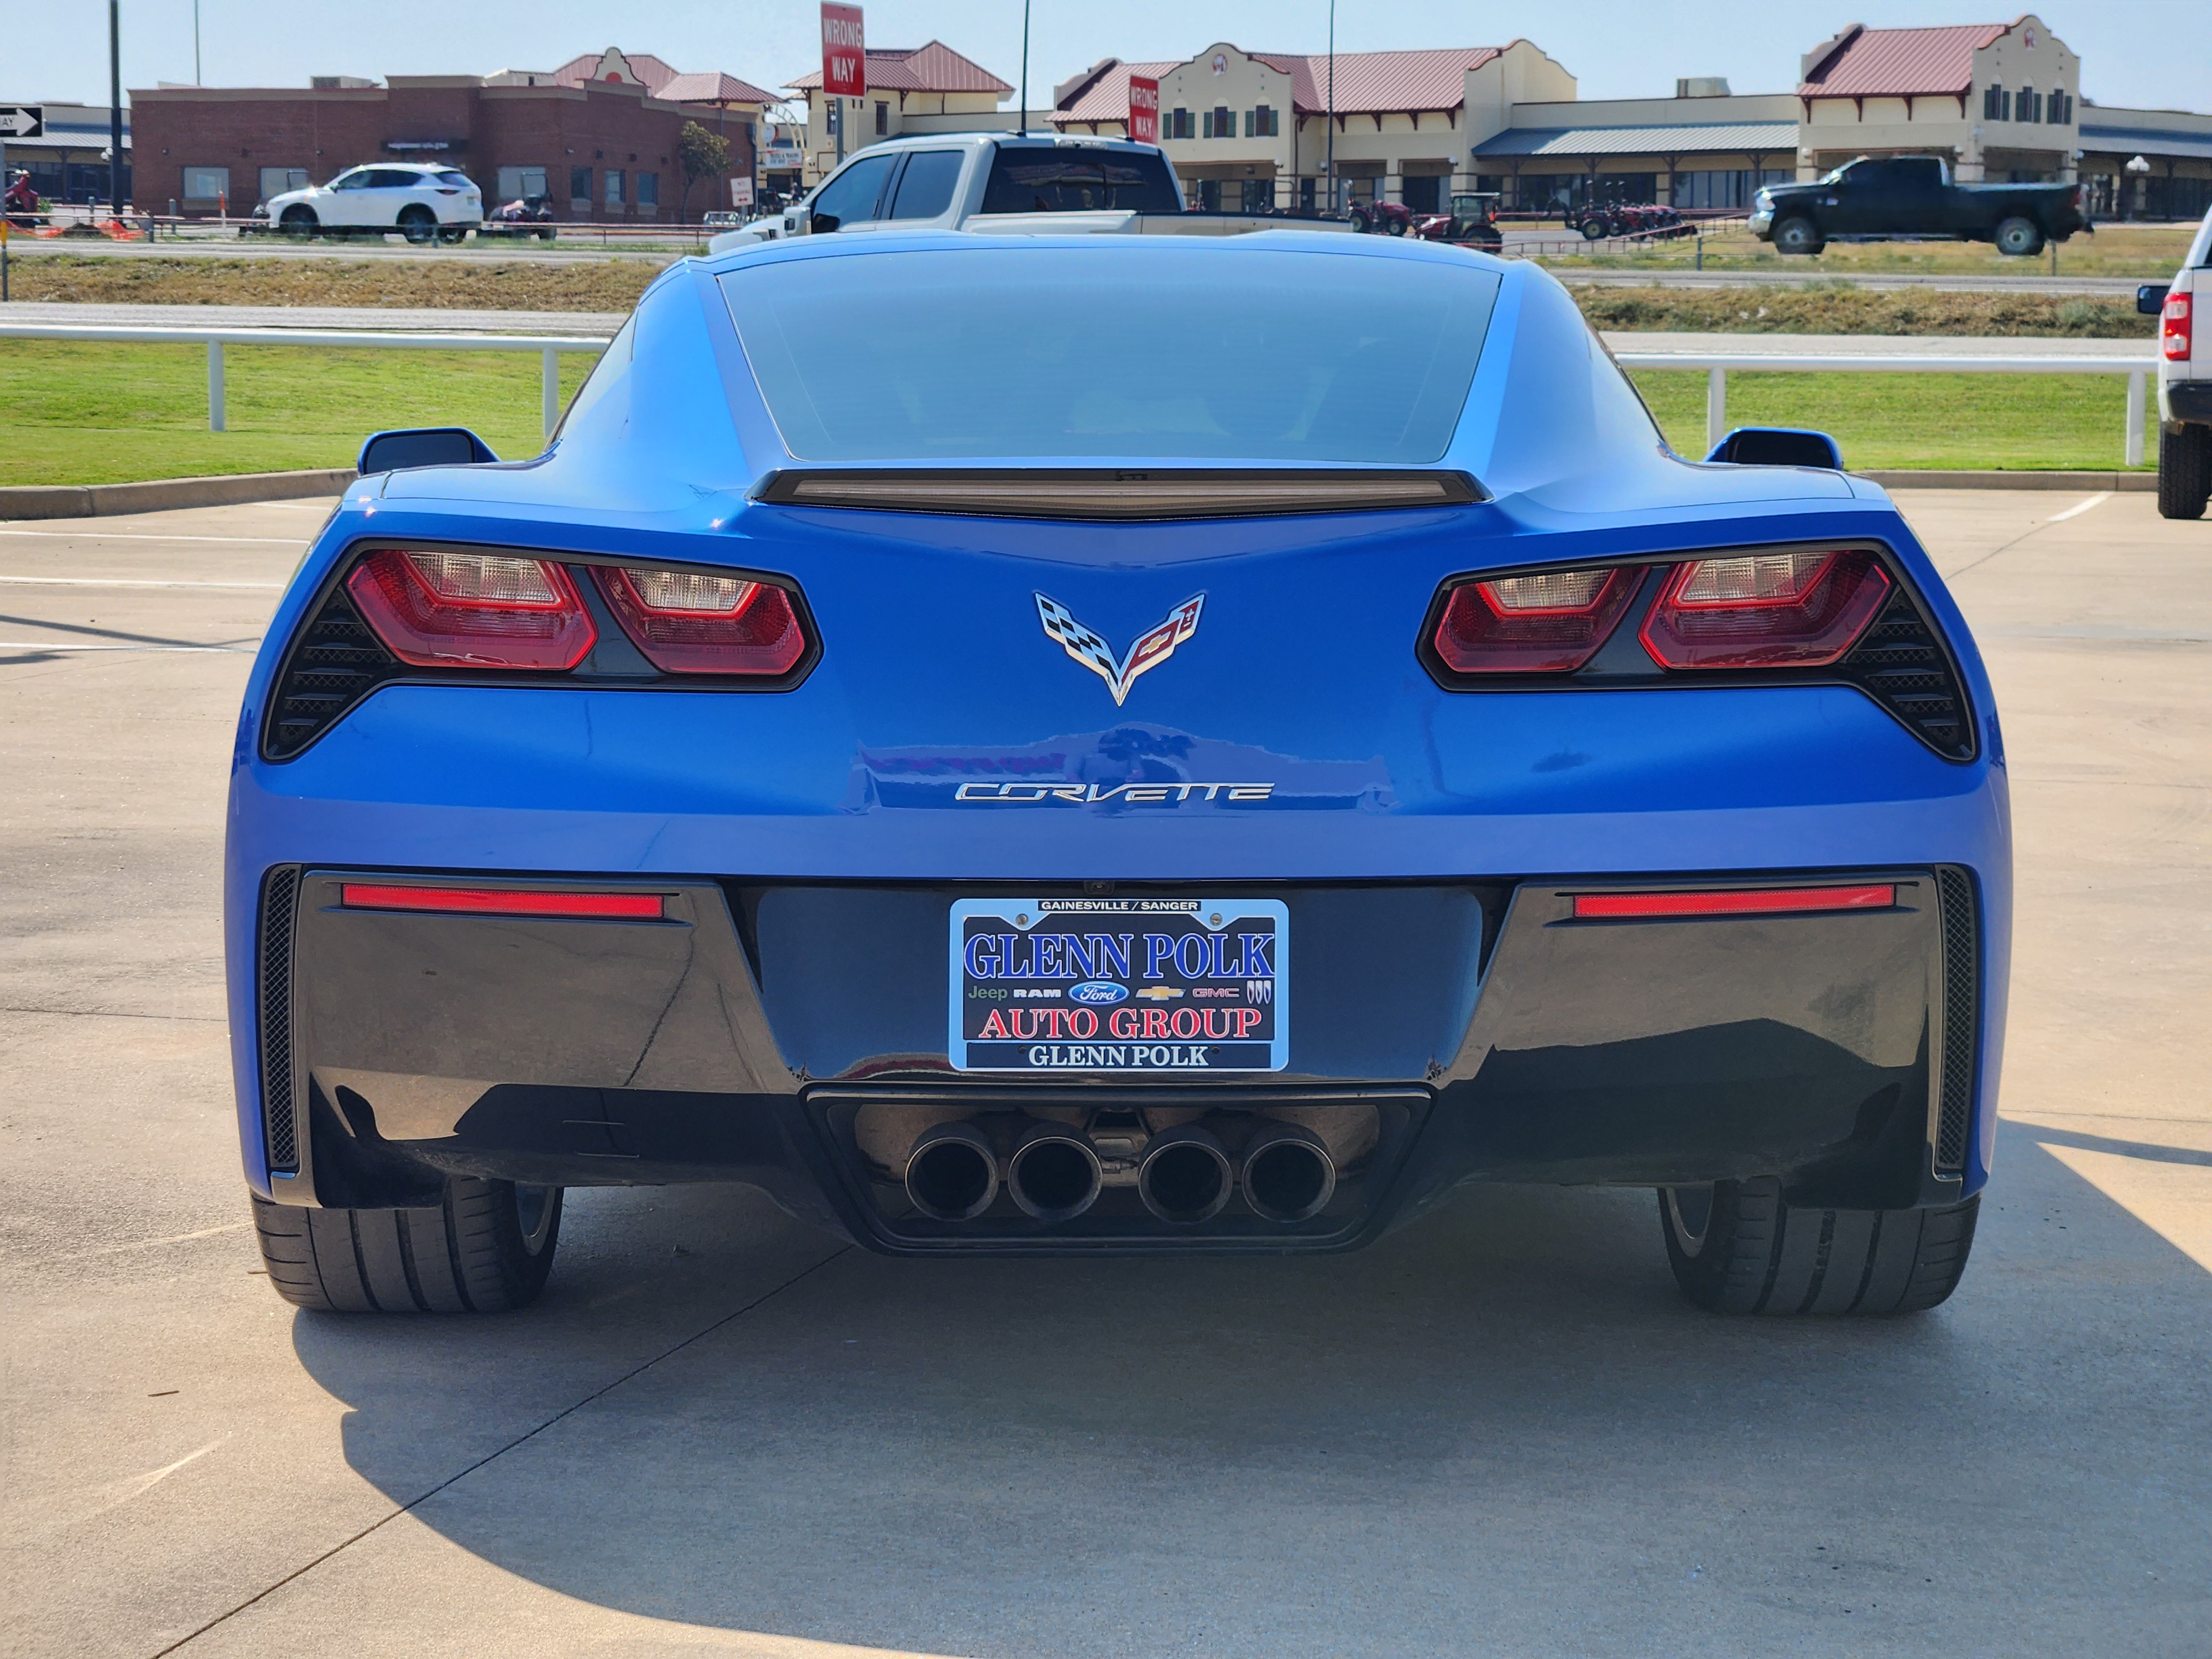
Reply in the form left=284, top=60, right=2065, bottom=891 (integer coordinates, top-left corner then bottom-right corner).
left=949, top=896, right=1287, bottom=1073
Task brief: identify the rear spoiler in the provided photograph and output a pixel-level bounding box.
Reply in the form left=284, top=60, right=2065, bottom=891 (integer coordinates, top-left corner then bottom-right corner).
left=750, top=468, right=1485, bottom=521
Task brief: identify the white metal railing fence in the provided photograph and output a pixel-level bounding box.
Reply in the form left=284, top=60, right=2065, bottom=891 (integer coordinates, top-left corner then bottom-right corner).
left=1612, top=349, right=2161, bottom=467
left=0, top=322, right=2163, bottom=468
left=0, top=322, right=612, bottom=441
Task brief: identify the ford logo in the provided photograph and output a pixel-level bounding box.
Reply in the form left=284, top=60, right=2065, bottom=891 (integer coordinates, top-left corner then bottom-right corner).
left=1068, top=980, right=1129, bottom=1006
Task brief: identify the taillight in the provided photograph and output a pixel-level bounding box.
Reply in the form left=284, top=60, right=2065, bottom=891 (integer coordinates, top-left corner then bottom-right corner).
left=346, top=549, right=596, bottom=670
left=593, top=565, right=807, bottom=675
left=2164, top=291, right=2193, bottom=362
left=1640, top=549, right=1890, bottom=670
left=1431, top=566, right=1638, bottom=673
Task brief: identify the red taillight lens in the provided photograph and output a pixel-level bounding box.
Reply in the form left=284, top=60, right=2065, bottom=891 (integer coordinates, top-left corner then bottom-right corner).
left=1432, top=566, right=1639, bottom=674
left=346, top=550, right=596, bottom=670
left=1640, top=549, right=1890, bottom=670
left=2164, top=291, right=2193, bottom=362
left=592, top=565, right=807, bottom=676
left=340, top=884, right=665, bottom=919
left=1574, top=884, right=1895, bottom=919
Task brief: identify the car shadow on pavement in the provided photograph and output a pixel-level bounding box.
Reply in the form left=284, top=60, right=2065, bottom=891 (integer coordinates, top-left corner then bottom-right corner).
left=286, top=1121, right=2212, bottom=1655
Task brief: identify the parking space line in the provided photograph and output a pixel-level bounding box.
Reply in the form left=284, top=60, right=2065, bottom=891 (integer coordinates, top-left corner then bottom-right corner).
left=2047, top=492, right=2114, bottom=523
left=0, top=530, right=306, bottom=544
left=0, top=575, right=285, bottom=589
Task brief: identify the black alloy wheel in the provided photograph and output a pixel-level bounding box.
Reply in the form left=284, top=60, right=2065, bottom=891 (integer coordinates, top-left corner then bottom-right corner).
left=398, top=205, right=437, bottom=244
left=1772, top=216, right=1824, bottom=255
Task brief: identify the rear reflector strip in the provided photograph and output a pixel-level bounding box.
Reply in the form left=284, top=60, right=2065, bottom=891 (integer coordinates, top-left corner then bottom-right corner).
left=340, top=884, right=665, bottom=919
left=1573, top=884, right=1895, bottom=919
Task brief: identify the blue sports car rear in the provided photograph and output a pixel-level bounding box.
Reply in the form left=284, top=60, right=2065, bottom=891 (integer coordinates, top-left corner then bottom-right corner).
left=229, top=233, right=2007, bottom=1316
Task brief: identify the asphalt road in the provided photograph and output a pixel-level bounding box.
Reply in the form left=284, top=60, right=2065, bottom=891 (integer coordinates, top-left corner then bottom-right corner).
left=2, top=489, right=2208, bottom=1657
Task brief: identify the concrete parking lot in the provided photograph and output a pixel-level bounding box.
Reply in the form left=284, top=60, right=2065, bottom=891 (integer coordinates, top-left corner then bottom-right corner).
left=2, top=488, right=2208, bottom=1657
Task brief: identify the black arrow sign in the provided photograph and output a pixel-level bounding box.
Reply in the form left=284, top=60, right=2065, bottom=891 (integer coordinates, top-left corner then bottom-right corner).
left=0, top=106, right=44, bottom=139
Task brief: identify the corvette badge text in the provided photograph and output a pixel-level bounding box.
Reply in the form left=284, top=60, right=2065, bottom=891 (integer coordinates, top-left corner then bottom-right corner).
left=955, top=781, right=1276, bottom=804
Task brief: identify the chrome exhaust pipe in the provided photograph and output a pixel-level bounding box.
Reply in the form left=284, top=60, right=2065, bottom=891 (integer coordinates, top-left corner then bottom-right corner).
left=1006, top=1121, right=1102, bottom=1223
left=1138, top=1124, right=1234, bottom=1224
left=1241, top=1123, right=1337, bottom=1222
left=904, top=1121, right=1000, bottom=1221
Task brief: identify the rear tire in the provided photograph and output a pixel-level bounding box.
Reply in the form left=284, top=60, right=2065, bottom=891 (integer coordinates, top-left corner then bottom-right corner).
left=1994, top=215, right=2044, bottom=257
left=2157, top=424, right=2212, bottom=519
left=1772, top=216, right=1824, bottom=256
left=1660, top=1178, right=1977, bottom=1315
left=251, top=1178, right=562, bottom=1313
left=398, top=205, right=437, bottom=244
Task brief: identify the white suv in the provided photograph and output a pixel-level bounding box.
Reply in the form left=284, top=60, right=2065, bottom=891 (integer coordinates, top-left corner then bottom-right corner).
left=256, top=164, right=483, bottom=244
left=2146, top=206, right=2212, bottom=519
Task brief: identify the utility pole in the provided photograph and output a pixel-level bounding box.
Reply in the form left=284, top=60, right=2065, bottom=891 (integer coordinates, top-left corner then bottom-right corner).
left=108, top=0, right=124, bottom=217
left=1018, top=0, right=1031, bottom=136
left=194, top=0, right=202, bottom=84
left=1326, top=0, right=1335, bottom=215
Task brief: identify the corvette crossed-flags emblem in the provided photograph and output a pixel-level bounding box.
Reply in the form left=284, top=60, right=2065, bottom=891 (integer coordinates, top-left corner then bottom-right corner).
left=1034, top=592, right=1206, bottom=706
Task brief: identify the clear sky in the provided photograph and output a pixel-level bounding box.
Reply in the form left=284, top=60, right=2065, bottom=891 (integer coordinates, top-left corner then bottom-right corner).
left=34, top=0, right=2212, bottom=116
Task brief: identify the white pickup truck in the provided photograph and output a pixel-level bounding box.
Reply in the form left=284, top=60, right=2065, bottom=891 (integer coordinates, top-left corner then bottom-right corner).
left=2141, top=205, right=2212, bottom=519
left=709, top=133, right=1351, bottom=253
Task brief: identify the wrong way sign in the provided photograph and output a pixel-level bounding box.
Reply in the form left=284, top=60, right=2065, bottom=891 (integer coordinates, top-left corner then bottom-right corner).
left=0, top=106, right=43, bottom=139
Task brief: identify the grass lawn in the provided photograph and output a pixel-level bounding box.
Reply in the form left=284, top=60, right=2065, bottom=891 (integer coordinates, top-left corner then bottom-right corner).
left=1542, top=221, right=2195, bottom=279
left=0, top=341, right=597, bottom=486
left=1629, top=369, right=2150, bottom=472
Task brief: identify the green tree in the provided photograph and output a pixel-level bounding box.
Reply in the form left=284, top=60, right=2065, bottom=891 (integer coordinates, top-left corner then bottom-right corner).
left=677, top=121, right=734, bottom=225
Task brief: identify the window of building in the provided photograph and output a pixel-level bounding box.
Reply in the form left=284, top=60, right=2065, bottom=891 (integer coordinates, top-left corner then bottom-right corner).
left=1983, top=84, right=2006, bottom=121
left=1168, top=107, right=1193, bottom=139
left=1245, top=105, right=1279, bottom=138
left=638, top=172, right=659, bottom=208
left=1204, top=106, right=1233, bottom=139
left=874, top=101, right=889, bottom=136
left=498, top=166, right=548, bottom=202
left=1668, top=168, right=1793, bottom=211
left=570, top=166, right=592, bottom=205
left=257, top=166, right=308, bottom=203
left=2050, top=88, right=2073, bottom=124
left=1240, top=177, right=1272, bottom=212
left=1196, top=178, right=1221, bottom=210
left=182, top=166, right=229, bottom=201
left=605, top=169, right=625, bottom=207
left=2017, top=85, right=2041, bottom=123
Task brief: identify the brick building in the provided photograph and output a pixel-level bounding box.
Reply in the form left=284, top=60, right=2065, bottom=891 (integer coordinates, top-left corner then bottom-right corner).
left=130, top=47, right=779, bottom=221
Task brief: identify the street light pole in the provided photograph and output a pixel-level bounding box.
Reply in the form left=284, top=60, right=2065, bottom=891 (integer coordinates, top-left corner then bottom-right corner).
left=109, top=0, right=124, bottom=217
left=1018, top=0, right=1030, bottom=136
left=1326, top=0, right=1335, bottom=215
left=194, top=0, right=202, bottom=85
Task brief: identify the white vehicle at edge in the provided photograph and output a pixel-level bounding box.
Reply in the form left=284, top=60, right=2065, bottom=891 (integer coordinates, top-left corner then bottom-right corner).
left=708, top=133, right=1352, bottom=253
left=2146, top=205, right=2212, bottom=520
left=255, top=163, right=483, bottom=243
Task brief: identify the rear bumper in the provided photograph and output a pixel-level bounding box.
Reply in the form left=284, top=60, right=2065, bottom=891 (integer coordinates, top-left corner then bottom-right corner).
left=248, top=869, right=1982, bottom=1252
left=2162, top=379, right=2212, bottom=428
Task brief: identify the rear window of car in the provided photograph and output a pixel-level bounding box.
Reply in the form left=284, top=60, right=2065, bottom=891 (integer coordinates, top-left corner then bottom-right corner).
left=719, top=242, right=1499, bottom=465
left=979, top=146, right=1181, bottom=215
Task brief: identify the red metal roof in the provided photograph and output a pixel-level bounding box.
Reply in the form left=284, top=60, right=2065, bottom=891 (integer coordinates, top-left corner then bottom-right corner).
left=1053, top=59, right=1182, bottom=125
left=1255, top=46, right=1504, bottom=116
left=550, top=50, right=682, bottom=93
left=656, top=70, right=780, bottom=107
left=1797, top=22, right=2008, bottom=99
left=786, top=40, right=1012, bottom=96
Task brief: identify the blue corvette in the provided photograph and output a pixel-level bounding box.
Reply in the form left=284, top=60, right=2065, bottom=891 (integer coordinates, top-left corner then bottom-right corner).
left=230, top=232, right=2006, bottom=1317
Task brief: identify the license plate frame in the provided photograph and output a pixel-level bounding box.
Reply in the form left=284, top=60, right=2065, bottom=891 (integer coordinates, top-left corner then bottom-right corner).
left=948, top=896, right=1288, bottom=1073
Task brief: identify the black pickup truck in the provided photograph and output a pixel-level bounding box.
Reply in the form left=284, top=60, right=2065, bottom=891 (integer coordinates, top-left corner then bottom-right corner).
left=1750, top=155, right=2087, bottom=256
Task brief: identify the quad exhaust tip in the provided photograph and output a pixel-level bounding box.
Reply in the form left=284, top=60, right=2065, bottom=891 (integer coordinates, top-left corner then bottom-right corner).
left=1241, top=1124, right=1337, bottom=1222
left=904, top=1121, right=1000, bottom=1221
left=1138, top=1125, right=1235, bottom=1225
left=1006, top=1124, right=1103, bottom=1223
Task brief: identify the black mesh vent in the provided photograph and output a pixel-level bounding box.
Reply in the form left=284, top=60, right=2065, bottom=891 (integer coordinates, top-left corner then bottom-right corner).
left=1839, top=591, right=1975, bottom=760
left=1934, top=867, right=1978, bottom=1175
left=259, top=867, right=302, bottom=1173
left=263, top=590, right=399, bottom=760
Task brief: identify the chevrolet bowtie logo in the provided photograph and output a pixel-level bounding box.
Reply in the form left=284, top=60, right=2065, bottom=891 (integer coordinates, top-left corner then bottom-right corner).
left=1035, top=592, right=1204, bottom=706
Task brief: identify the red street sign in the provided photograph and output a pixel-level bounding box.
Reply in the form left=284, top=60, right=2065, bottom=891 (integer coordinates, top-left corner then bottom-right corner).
left=821, top=4, right=867, bottom=100
left=1127, top=76, right=1160, bottom=145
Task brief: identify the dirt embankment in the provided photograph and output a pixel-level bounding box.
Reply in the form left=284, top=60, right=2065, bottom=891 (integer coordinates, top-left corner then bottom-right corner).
left=1573, top=283, right=2148, bottom=338
left=7, top=257, right=2156, bottom=337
